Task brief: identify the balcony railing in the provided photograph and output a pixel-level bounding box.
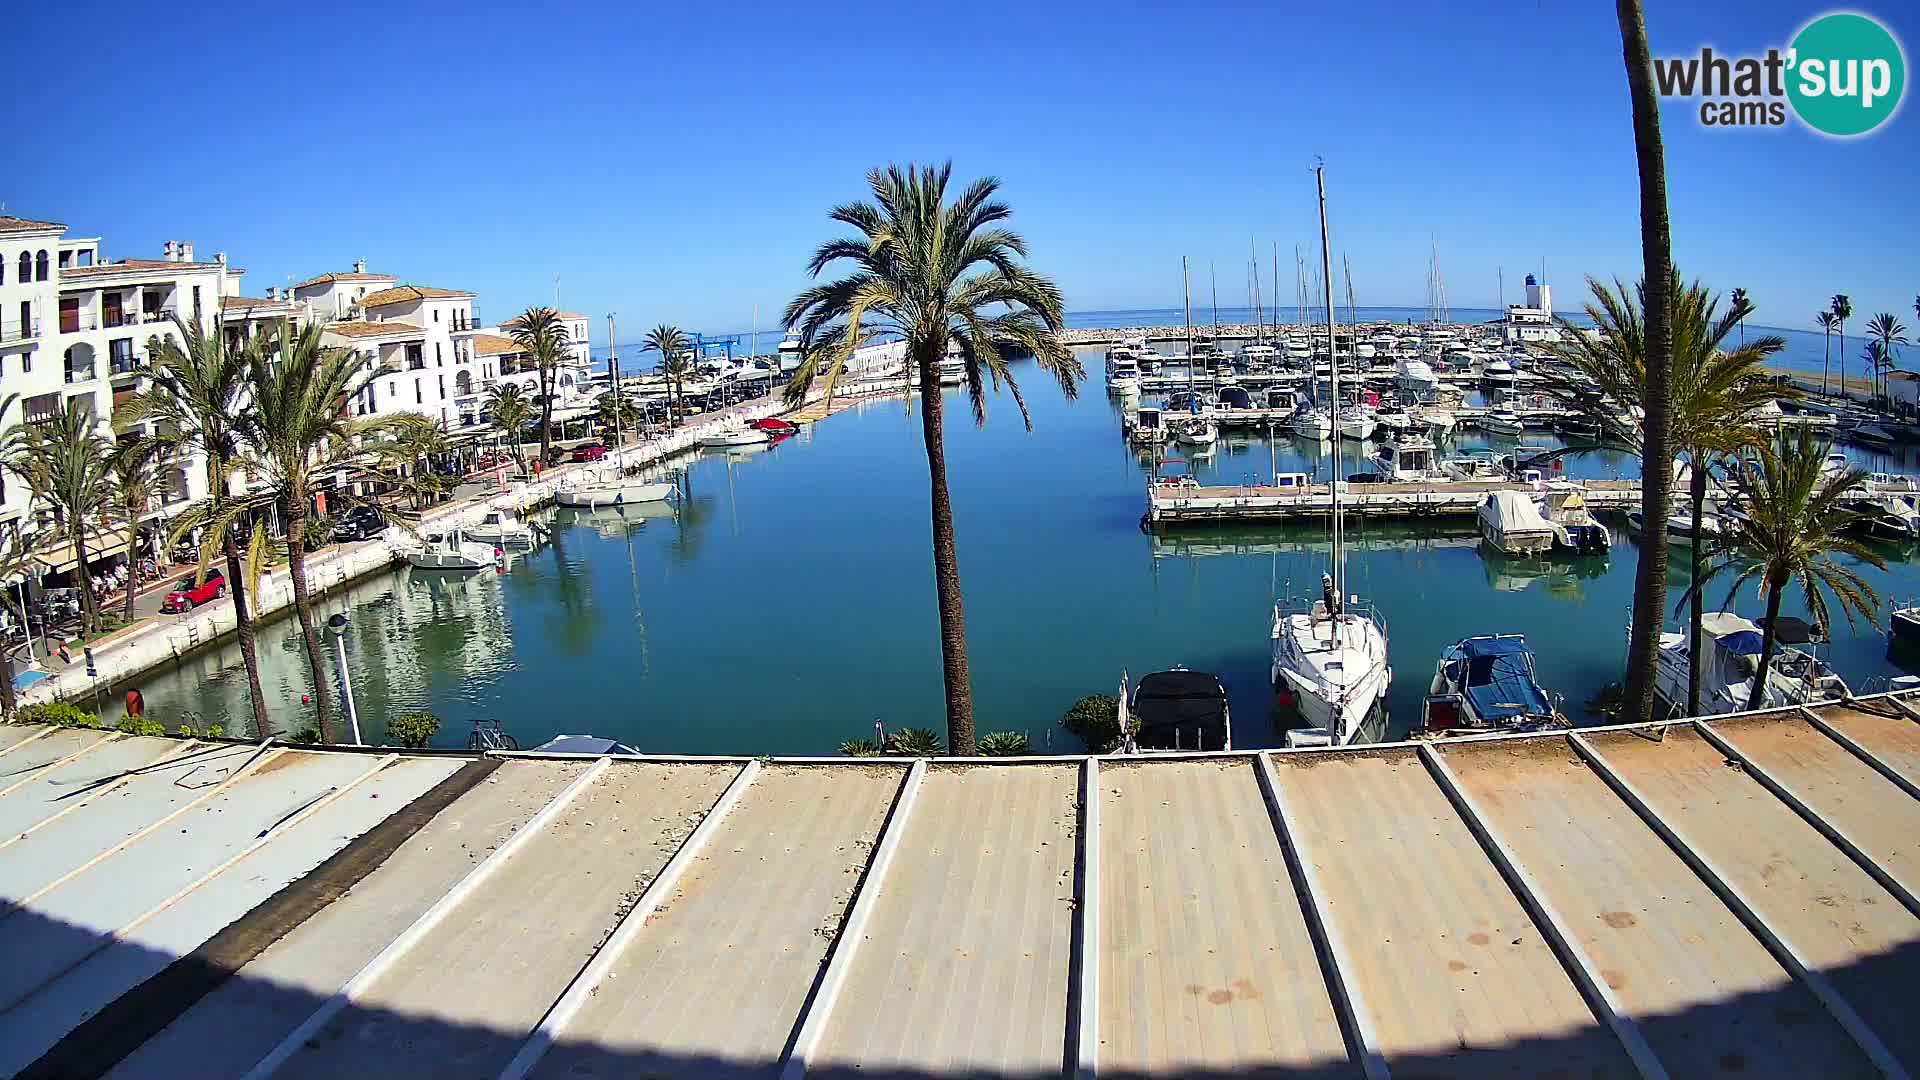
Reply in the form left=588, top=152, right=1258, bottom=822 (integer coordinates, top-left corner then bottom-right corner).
left=110, top=353, right=151, bottom=378
left=0, top=317, right=39, bottom=343
left=407, top=359, right=427, bottom=371
left=64, top=364, right=98, bottom=385
left=58, top=312, right=101, bottom=333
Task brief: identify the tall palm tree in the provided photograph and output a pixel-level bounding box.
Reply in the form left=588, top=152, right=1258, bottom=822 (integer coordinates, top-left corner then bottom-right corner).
left=369, top=413, right=456, bottom=510
left=7, top=402, right=112, bottom=637
left=642, top=325, right=691, bottom=422
left=1729, top=287, right=1751, bottom=344
left=505, top=307, right=571, bottom=465
left=486, top=382, right=534, bottom=472
left=129, top=318, right=270, bottom=737
left=783, top=163, right=1083, bottom=753
left=1817, top=311, right=1839, bottom=396
left=1867, top=313, right=1908, bottom=398
left=0, top=520, right=34, bottom=717
left=1696, top=429, right=1881, bottom=711
left=105, top=434, right=162, bottom=625
left=1831, top=294, right=1853, bottom=399
left=1613, top=0, right=1679, bottom=725
left=595, top=391, right=641, bottom=442
left=1544, top=273, right=1787, bottom=715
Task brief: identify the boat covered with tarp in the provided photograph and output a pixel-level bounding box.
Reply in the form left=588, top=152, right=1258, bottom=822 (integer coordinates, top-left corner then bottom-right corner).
left=1421, top=634, right=1568, bottom=736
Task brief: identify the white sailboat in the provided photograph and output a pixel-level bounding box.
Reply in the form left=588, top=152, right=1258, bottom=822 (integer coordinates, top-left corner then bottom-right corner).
left=556, top=466, right=677, bottom=508
left=1272, top=166, right=1392, bottom=747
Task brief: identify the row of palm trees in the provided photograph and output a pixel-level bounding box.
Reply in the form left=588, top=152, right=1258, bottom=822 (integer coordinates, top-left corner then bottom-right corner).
left=1815, top=296, right=1912, bottom=402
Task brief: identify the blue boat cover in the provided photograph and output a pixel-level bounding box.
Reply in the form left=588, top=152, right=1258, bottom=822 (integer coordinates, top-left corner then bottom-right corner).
left=1719, top=630, right=1765, bottom=656
left=1455, top=637, right=1551, bottom=721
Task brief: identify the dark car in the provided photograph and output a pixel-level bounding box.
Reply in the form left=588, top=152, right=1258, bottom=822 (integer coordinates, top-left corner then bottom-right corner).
left=160, top=570, right=226, bottom=613
left=570, top=444, right=608, bottom=463
left=332, top=506, right=387, bottom=542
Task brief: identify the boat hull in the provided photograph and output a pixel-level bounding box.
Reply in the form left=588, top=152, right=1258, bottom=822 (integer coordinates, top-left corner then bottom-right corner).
left=556, top=482, right=677, bottom=508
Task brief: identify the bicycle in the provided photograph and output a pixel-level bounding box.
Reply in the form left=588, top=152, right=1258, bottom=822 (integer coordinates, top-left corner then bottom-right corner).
left=467, top=719, right=519, bottom=751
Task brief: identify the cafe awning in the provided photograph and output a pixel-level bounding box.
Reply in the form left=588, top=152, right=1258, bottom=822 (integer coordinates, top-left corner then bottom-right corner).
left=32, top=537, right=129, bottom=574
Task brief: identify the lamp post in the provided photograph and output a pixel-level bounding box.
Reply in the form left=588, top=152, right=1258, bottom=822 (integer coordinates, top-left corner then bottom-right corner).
left=327, top=612, right=362, bottom=745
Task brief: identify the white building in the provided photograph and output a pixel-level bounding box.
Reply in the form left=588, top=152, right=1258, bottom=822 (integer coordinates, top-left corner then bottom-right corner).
left=1503, top=273, right=1561, bottom=345
left=307, top=278, right=484, bottom=432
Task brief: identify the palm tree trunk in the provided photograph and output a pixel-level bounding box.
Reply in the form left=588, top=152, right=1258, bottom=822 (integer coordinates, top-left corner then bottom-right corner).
left=916, top=344, right=975, bottom=755
left=72, top=521, right=97, bottom=637
left=1687, top=450, right=1707, bottom=716
left=1746, top=579, right=1786, bottom=712
left=539, top=366, right=555, bottom=465
left=285, top=506, right=335, bottom=742
left=1823, top=330, right=1831, bottom=397
left=1616, top=0, right=1676, bottom=726
left=222, top=527, right=272, bottom=738
left=1839, top=325, right=1847, bottom=400
left=123, top=519, right=139, bottom=625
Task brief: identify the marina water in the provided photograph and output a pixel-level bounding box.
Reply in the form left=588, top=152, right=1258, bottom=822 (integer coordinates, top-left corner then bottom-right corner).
left=126, top=322, right=1920, bottom=752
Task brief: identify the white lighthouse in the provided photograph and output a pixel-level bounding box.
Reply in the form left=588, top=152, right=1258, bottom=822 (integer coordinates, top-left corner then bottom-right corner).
left=1523, top=273, right=1551, bottom=315
left=1504, top=272, right=1561, bottom=344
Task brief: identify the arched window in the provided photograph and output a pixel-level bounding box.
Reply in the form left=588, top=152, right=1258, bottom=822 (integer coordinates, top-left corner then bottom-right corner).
left=15, top=252, right=28, bottom=282
left=35, top=250, right=48, bottom=281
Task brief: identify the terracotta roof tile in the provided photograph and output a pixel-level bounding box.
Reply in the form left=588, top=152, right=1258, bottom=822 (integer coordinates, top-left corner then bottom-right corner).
left=472, top=333, right=524, bottom=356
left=61, top=259, right=224, bottom=279
left=361, top=284, right=474, bottom=308
left=322, top=320, right=427, bottom=340
left=294, top=271, right=396, bottom=289
left=0, top=216, right=64, bottom=234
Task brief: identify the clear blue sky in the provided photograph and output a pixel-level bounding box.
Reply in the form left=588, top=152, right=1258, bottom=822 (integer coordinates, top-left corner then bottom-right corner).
left=11, top=0, right=1915, bottom=344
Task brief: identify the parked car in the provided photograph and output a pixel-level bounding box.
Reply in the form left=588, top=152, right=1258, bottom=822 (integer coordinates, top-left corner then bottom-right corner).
left=332, top=506, right=388, bottom=543
left=570, top=444, right=608, bottom=463
left=160, top=570, right=226, bottom=613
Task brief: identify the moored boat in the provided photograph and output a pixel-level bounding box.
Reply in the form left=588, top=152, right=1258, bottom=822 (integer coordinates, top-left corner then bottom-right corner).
left=1116, top=668, right=1232, bottom=751
left=406, top=528, right=499, bottom=572
left=1420, top=634, right=1569, bottom=737
left=699, top=428, right=771, bottom=448
left=556, top=469, right=677, bottom=508
left=1477, top=490, right=1555, bottom=555
left=1655, top=612, right=1849, bottom=715
left=465, top=507, right=539, bottom=550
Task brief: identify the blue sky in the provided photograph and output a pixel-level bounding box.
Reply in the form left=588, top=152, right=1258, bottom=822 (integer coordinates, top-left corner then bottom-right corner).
left=11, top=0, right=1915, bottom=344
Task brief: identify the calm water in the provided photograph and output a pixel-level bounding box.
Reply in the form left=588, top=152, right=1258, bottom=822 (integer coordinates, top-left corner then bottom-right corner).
left=131, top=332, right=1920, bottom=753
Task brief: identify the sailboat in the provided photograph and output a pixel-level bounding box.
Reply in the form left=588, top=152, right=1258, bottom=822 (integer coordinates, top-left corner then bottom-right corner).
left=1271, top=165, right=1392, bottom=747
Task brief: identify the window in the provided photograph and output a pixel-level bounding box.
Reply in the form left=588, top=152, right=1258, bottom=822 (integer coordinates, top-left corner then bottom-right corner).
left=388, top=383, right=395, bottom=398
left=437, top=374, right=444, bottom=397
left=58, top=250, right=70, bottom=268
left=414, top=378, right=422, bottom=404
left=191, top=286, right=200, bottom=315
left=432, top=309, right=439, bottom=323
left=34, top=250, right=48, bottom=281
left=435, top=342, right=442, bottom=365
left=21, top=350, right=30, bottom=373
left=15, top=253, right=27, bottom=282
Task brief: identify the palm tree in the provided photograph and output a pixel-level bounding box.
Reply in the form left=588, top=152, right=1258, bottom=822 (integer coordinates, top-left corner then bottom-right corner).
left=0, top=520, right=35, bottom=717
left=1867, top=313, right=1908, bottom=399
left=1817, top=311, right=1839, bottom=396
left=1544, top=273, right=1787, bottom=715
left=505, top=307, right=572, bottom=465
left=369, top=414, right=457, bottom=509
left=642, top=325, right=691, bottom=422
left=486, top=382, right=534, bottom=472
left=1613, top=0, right=1679, bottom=726
left=129, top=318, right=270, bottom=737
left=1729, top=287, right=1751, bottom=344
left=1696, top=429, right=1881, bottom=711
left=7, top=402, right=112, bottom=637
left=105, top=435, right=162, bottom=624
left=783, top=163, right=1083, bottom=753
left=594, top=391, right=641, bottom=443
left=1831, top=294, right=1853, bottom=399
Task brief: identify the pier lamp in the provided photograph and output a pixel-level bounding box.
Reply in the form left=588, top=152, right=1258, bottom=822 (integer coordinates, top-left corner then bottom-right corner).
left=327, top=613, right=363, bottom=745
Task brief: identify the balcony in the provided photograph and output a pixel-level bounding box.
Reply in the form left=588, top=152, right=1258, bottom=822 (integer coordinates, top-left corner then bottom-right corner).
left=64, top=362, right=99, bottom=385
left=110, top=353, right=151, bottom=381
left=0, top=317, right=40, bottom=344
left=58, top=312, right=102, bottom=334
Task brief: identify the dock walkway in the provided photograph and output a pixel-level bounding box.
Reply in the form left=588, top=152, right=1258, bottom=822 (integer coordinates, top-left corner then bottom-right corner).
left=1147, top=478, right=1644, bottom=526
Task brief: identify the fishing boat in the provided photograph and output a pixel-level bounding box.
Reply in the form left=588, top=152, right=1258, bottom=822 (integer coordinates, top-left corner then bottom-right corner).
left=465, top=507, right=538, bottom=550
left=699, top=428, right=771, bottom=449
left=406, top=529, right=498, bottom=572
left=1479, top=410, right=1526, bottom=436
left=1477, top=490, right=1556, bottom=554
left=1654, top=612, right=1849, bottom=715
left=556, top=469, right=677, bottom=508
left=1116, top=668, right=1232, bottom=751
left=1420, top=635, right=1569, bottom=736
left=1272, top=165, right=1392, bottom=748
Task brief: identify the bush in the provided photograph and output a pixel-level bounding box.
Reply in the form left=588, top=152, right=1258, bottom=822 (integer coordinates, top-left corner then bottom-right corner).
left=883, top=726, right=945, bottom=757
left=17, top=701, right=101, bottom=729
left=1060, top=694, right=1123, bottom=752
left=387, top=711, right=442, bottom=749
left=839, top=738, right=881, bottom=758
left=116, top=715, right=167, bottom=737
left=288, top=725, right=322, bottom=745
left=976, top=731, right=1031, bottom=756
left=179, top=723, right=225, bottom=739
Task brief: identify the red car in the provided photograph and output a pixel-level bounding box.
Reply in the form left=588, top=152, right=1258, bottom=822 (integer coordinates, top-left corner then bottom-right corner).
left=161, top=570, right=226, bottom=613
left=569, top=444, right=608, bottom=463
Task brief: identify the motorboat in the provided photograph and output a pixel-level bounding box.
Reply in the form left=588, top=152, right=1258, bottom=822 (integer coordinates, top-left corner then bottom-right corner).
left=1891, top=602, right=1920, bottom=647
left=749, top=417, right=800, bottom=437
left=1216, top=385, right=1255, bottom=410
left=1540, top=491, right=1611, bottom=553
left=1290, top=406, right=1334, bottom=440
left=1851, top=492, right=1920, bottom=540
left=1821, top=450, right=1852, bottom=479
left=1655, top=612, right=1849, bottom=715
left=699, top=428, right=771, bottom=449
left=935, top=357, right=966, bottom=386
left=1105, top=355, right=1142, bottom=394
left=465, top=507, right=538, bottom=550
left=1412, top=406, right=1458, bottom=439
left=1625, top=509, right=1722, bottom=547
left=1421, top=635, right=1569, bottom=736
left=1173, top=416, right=1217, bottom=446
left=1374, top=406, right=1414, bottom=433
left=1337, top=406, right=1376, bottom=441
left=557, top=469, right=678, bottom=508
left=1394, top=357, right=1440, bottom=400
left=406, top=528, right=499, bottom=572
left=1116, top=668, right=1232, bottom=751
left=1441, top=452, right=1505, bottom=481
left=1481, top=358, right=1517, bottom=387
left=1370, top=433, right=1443, bottom=481
left=1477, top=490, right=1556, bottom=554
left=1127, top=404, right=1169, bottom=445
left=1479, top=411, right=1526, bottom=436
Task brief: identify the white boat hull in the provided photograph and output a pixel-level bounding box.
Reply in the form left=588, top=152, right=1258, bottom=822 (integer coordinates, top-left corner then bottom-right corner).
left=556, top=481, right=677, bottom=508
left=1272, top=609, right=1391, bottom=746
left=1291, top=414, right=1334, bottom=440
left=1340, top=418, right=1376, bottom=441
left=698, top=431, right=770, bottom=448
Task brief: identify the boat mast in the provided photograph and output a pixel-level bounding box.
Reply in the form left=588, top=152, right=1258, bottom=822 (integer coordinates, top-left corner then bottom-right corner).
left=1210, top=261, right=1219, bottom=336
left=1183, top=257, right=1194, bottom=408
left=607, top=312, right=621, bottom=446
left=1272, top=242, right=1280, bottom=339
left=1317, top=164, right=1343, bottom=608
left=1250, top=238, right=1263, bottom=345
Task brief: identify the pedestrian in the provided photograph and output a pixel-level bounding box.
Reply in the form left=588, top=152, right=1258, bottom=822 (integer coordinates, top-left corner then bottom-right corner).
left=125, top=688, right=145, bottom=718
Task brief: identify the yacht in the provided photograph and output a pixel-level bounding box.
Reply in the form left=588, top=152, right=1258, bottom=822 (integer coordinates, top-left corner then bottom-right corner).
left=1481, top=357, right=1517, bottom=387
left=465, top=507, right=538, bottom=550
left=1370, top=433, right=1443, bottom=481
left=1420, top=635, right=1569, bottom=736
left=1441, top=451, right=1505, bottom=481
left=935, top=357, right=967, bottom=386
left=1540, top=491, right=1612, bottom=553
left=1477, top=490, right=1556, bottom=554
left=1411, top=405, right=1458, bottom=439
left=1290, top=406, right=1334, bottom=441
left=1116, top=668, right=1232, bottom=751
left=1273, top=165, right=1391, bottom=748
left=1851, top=493, right=1920, bottom=540
left=406, top=529, right=498, bottom=572
left=1337, top=405, right=1377, bottom=441
left=1655, top=612, right=1849, bottom=715
left=1126, top=404, right=1169, bottom=445
left=1479, top=411, right=1526, bottom=436
left=1106, top=354, right=1142, bottom=394
left=1394, top=356, right=1440, bottom=400
left=556, top=469, right=677, bottom=508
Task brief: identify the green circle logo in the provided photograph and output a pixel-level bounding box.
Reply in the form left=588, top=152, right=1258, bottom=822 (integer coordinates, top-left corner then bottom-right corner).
left=1788, top=12, right=1906, bottom=136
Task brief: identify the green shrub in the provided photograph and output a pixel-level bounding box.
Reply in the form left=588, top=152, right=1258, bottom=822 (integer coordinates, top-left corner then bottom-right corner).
left=116, top=715, right=168, bottom=737
left=17, top=701, right=101, bottom=729
left=976, top=731, right=1031, bottom=756
left=883, top=726, right=945, bottom=757
left=288, top=725, right=322, bottom=745
left=387, top=711, right=442, bottom=749
left=838, top=738, right=881, bottom=758
left=178, top=723, right=225, bottom=739
left=1061, top=694, right=1122, bottom=752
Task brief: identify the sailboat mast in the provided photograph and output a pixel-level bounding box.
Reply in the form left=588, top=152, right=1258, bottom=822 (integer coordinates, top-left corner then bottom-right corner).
left=1183, top=257, right=1194, bottom=403
left=1210, top=262, right=1219, bottom=335
left=1316, top=165, right=1342, bottom=605
left=1250, top=238, right=1262, bottom=344
left=1271, top=242, right=1279, bottom=338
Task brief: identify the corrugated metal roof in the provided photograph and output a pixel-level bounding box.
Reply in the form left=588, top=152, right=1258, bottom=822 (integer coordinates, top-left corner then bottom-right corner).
left=3, top=695, right=1918, bottom=1079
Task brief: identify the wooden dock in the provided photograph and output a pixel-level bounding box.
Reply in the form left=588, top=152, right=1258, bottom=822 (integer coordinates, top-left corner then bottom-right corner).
left=1147, top=478, right=1645, bottom=526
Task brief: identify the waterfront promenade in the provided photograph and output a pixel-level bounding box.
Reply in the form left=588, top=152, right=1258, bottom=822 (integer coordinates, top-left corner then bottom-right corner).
left=0, top=694, right=1916, bottom=1077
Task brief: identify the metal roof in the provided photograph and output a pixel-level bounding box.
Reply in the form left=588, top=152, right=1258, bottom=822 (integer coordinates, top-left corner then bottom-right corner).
left=3, top=695, right=1919, bottom=1079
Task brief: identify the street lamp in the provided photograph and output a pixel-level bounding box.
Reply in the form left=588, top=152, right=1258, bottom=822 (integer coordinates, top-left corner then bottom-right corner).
left=327, top=612, right=363, bottom=745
